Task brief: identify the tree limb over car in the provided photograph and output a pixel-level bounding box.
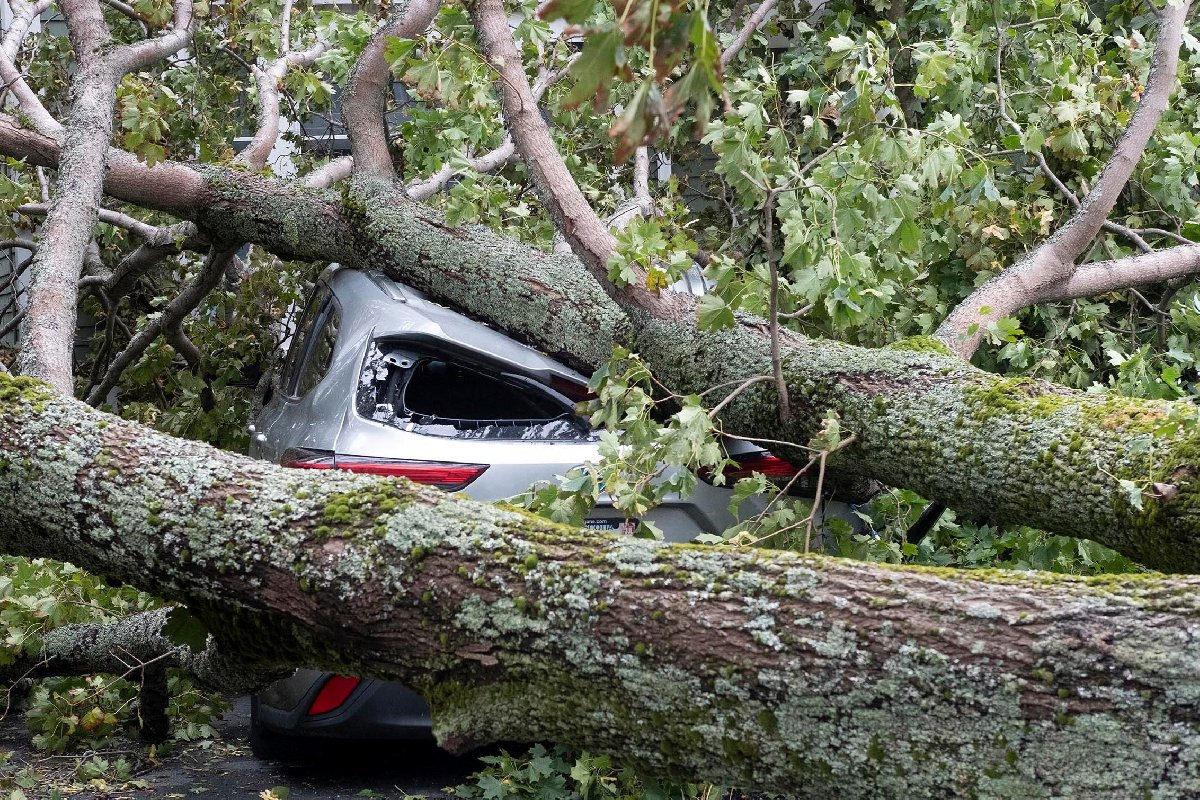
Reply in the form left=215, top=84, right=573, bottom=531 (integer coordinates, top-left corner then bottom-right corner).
left=4, top=375, right=1200, bottom=797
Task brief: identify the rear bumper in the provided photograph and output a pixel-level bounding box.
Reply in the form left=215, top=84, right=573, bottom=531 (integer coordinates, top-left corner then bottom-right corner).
left=254, top=669, right=434, bottom=741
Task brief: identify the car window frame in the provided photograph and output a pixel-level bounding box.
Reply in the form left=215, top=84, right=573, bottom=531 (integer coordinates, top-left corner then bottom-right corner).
left=279, top=283, right=328, bottom=396
left=281, top=285, right=340, bottom=400
left=354, top=339, right=593, bottom=441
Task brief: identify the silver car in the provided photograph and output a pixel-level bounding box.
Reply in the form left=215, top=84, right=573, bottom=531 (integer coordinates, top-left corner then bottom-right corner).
left=248, top=264, right=854, bottom=755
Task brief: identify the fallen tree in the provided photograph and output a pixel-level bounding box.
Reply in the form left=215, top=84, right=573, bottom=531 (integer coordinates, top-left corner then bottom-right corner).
left=3, top=0, right=1200, bottom=795
left=3, top=129, right=1200, bottom=571
left=3, top=373, right=1200, bottom=797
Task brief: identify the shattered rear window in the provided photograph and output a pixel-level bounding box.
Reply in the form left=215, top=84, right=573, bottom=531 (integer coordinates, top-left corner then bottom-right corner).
left=357, top=341, right=592, bottom=441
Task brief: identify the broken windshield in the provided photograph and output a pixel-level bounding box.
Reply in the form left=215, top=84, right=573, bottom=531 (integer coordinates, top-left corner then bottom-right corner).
left=357, top=341, right=592, bottom=441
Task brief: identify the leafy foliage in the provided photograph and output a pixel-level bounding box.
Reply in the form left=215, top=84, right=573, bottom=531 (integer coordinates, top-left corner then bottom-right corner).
left=0, top=558, right=223, bottom=753
left=539, top=0, right=724, bottom=160
left=448, top=744, right=702, bottom=800
left=89, top=250, right=312, bottom=450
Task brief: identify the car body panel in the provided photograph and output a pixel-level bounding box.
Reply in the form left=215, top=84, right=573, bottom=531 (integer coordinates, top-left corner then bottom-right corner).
left=253, top=670, right=434, bottom=741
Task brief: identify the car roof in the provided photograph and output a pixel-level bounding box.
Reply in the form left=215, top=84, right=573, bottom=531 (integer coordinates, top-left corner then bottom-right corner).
left=325, top=266, right=589, bottom=383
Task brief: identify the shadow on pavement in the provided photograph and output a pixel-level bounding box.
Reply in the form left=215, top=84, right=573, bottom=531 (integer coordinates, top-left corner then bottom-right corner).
left=1, top=694, right=484, bottom=799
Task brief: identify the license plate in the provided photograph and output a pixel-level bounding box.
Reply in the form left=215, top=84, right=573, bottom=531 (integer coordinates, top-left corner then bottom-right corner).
left=584, top=517, right=636, bottom=533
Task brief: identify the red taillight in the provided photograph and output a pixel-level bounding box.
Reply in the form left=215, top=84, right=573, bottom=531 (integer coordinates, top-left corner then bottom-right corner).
left=282, top=450, right=488, bottom=491
left=307, top=674, right=361, bottom=716
left=335, top=456, right=488, bottom=490
left=718, top=452, right=800, bottom=482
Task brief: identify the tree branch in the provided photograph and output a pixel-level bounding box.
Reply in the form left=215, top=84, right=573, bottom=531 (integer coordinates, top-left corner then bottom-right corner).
left=17, top=202, right=160, bottom=240
left=1043, top=242, right=1200, bottom=301
left=342, top=0, right=441, bottom=178
left=0, top=0, right=64, bottom=137
left=16, top=0, right=120, bottom=393
left=936, top=0, right=1192, bottom=357
left=0, top=113, right=207, bottom=215
left=404, top=51, right=577, bottom=200
left=7, top=112, right=1200, bottom=567
left=237, top=35, right=330, bottom=171
left=720, top=0, right=778, bottom=66
left=85, top=246, right=235, bottom=405
left=165, top=320, right=201, bottom=368
left=300, top=155, right=355, bottom=188
left=97, top=0, right=150, bottom=35
left=471, top=0, right=614, bottom=270
left=0, top=238, right=36, bottom=253
left=471, top=0, right=687, bottom=317
left=105, top=221, right=205, bottom=298
left=13, top=0, right=196, bottom=393
left=109, top=0, right=193, bottom=73
left=0, top=606, right=283, bottom=695
left=4, top=376, right=1200, bottom=797
left=1, top=0, right=53, bottom=62
left=632, top=146, right=653, bottom=214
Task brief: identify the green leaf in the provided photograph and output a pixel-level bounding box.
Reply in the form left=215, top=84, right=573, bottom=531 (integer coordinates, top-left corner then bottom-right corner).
left=384, top=36, right=417, bottom=70
left=1118, top=479, right=1144, bottom=511
left=696, top=294, right=735, bottom=331
left=898, top=217, right=921, bottom=254
left=538, top=0, right=595, bottom=24
left=564, top=29, right=623, bottom=111
left=827, top=35, right=855, bottom=52
left=477, top=774, right=506, bottom=800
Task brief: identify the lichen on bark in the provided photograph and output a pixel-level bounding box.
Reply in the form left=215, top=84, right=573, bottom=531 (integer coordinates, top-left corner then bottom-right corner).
left=4, top=373, right=1200, bottom=798
left=177, top=169, right=1200, bottom=571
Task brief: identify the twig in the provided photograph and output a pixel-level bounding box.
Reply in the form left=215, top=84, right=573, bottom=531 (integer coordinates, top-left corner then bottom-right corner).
left=708, top=375, right=774, bottom=418
left=720, top=0, right=779, bottom=67
left=804, top=451, right=828, bottom=553
left=762, top=188, right=790, bottom=422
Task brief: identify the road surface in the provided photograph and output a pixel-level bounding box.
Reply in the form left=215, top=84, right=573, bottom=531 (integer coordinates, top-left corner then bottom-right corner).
left=0, top=695, right=481, bottom=799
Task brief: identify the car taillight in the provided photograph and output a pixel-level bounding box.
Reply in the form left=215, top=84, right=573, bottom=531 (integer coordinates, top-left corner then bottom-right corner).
left=281, top=448, right=337, bottom=470
left=307, top=674, right=361, bottom=716
left=709, top=452, right=800, bottom=483
left=281, top=449, right=488, bottom=491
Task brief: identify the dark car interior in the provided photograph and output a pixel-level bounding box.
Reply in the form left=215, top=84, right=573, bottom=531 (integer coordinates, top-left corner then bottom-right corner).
left=357, top=339, right=592, bottom=440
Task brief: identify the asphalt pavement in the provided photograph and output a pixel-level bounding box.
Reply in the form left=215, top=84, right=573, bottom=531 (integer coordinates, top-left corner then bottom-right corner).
left=0, top=695, right=481, bottom=800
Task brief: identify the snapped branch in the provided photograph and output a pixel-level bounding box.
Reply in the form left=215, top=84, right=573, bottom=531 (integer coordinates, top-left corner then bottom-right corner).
left=342, top=0, right=441, bottom=178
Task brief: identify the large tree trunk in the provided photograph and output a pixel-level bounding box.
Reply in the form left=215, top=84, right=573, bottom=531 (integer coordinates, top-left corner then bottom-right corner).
left=3, top=373, right=1200, bottom=798
left=196, top=175, right=1200, bottom=572
left=1, top=117, right=1196, bottom=568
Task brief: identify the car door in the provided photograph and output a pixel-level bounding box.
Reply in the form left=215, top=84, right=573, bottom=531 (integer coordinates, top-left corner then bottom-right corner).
left=251, top=282, right=342, bottom=461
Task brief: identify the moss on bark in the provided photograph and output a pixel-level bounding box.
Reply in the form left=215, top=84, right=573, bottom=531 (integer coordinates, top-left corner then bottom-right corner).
left=4, top=375, right=1200, bottom=798
left=182, top=171, right=1200, bottom=571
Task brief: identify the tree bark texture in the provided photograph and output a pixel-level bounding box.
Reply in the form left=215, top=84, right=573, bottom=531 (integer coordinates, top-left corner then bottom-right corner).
left=3, top=375, right=1200, bottom=798
left=0, top=112, right=1196, bottom=568
left=15, top=0, right=118, bottom=393
left=184, top=174, right=1200, bottom=573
